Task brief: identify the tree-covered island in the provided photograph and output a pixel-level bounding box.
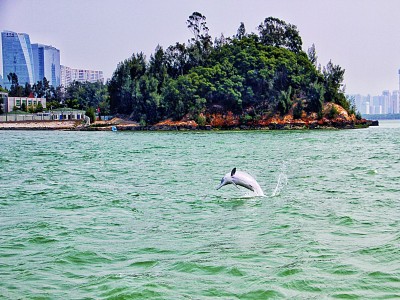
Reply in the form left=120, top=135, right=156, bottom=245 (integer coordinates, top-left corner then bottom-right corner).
left=107, top=12, right=368, bottom=129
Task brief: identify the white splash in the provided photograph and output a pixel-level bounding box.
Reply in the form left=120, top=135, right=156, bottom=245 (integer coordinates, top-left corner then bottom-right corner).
left=271, top=165, right=288, bottom=197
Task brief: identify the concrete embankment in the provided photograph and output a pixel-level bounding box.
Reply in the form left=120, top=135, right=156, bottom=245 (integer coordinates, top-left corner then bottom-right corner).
left=0, top=120, right=81, bottom=130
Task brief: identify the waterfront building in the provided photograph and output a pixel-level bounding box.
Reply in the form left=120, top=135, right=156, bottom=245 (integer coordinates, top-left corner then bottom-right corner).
left=49, top=108, right=85, bottom=120
left=1, top=31, right=35, bottom=89
left=3, top=96, right=46, bottom=113
left=60, top=65, right=104, bottom=87
left=32, top=44, right=61, bottom=87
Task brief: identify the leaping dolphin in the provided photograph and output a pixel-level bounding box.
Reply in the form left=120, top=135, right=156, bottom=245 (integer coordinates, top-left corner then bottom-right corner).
left=216, top=168, right=264, bottom=196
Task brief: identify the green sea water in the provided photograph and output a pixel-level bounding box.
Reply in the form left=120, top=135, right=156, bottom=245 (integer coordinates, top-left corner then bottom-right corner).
left=0, top=121, right=399, bottom=299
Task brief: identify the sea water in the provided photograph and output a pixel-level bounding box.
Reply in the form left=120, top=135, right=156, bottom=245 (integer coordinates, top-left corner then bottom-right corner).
left=0, top=121, right=399, bottom=299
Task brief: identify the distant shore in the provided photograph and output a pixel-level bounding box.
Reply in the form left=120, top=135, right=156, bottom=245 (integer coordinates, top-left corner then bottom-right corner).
left=0, top=118, right=378, bottom=131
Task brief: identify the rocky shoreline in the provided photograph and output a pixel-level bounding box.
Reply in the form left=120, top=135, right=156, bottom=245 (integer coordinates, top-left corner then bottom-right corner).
left=79, top=119, right=377, bottom=131
left=0, top=103, right=379, bottom=131
left=0, top=118, right=378, bottom=131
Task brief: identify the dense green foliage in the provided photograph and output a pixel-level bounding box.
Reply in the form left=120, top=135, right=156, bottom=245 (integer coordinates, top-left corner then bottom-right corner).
left=109, top=13, right=350, bottom=123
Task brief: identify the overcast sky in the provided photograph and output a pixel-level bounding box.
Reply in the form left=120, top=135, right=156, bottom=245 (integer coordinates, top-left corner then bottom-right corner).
left=1, top=0, right=400, bottom=95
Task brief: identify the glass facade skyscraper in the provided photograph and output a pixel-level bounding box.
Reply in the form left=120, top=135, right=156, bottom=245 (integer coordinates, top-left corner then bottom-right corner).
left=1, top=31, right=35, bottom=89
left=1, top=30, right=61, bottom=89
left=32, top=44, right=60, bottom=87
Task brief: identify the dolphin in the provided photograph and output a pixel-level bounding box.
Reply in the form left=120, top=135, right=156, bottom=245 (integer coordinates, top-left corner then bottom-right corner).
left=216, top=168, right=264, bottom=196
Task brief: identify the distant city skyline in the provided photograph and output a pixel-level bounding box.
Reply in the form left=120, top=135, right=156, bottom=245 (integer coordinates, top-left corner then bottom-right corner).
left=351, top=90, right=400, bottom=116
left=349, top=70, right=400, bottom=115
left=1, top=0, right=400, bottom=95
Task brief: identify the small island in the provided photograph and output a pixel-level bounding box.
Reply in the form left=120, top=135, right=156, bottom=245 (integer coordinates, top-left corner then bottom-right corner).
left=105, top=13, right=371, bottom=130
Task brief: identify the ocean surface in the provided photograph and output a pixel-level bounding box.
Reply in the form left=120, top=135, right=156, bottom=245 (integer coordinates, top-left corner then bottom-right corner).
left=0, top=121, right=399, bottom=299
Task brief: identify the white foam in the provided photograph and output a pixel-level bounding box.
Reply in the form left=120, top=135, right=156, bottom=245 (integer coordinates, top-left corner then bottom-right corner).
left=271, top=165, right=288, bottom=197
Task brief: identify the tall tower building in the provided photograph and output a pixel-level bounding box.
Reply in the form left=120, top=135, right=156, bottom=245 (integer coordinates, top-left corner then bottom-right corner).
left=32, top=44, right=60, bottom=87
left=1, top=30, right=35, bottom=89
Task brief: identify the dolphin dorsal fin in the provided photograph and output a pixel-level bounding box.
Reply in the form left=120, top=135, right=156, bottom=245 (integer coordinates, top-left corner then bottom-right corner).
left=231, top=168, right=236, bottom=176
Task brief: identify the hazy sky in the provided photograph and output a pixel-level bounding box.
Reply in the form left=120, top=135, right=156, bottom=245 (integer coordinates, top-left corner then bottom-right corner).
left=1, top=0, right=400, bottom=95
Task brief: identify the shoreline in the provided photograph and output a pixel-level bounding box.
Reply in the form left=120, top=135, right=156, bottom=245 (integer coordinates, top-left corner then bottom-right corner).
left=0, top=119, right=378, bottom=131
left=0, top=120, right=81, bottom=130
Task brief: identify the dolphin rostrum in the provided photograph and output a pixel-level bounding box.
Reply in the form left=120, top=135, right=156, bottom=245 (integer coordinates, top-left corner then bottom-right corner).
left=216, top=168, right=264, bottom=196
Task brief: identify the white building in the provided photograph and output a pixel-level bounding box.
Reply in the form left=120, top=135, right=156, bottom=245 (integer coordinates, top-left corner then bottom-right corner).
left=61, top=65, right=104, bottom=87
left=3, top=95, right=46, bottom=113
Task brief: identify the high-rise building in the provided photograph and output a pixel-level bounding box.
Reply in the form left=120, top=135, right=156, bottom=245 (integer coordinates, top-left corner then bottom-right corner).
left=398, top=69, right=400, bottom=91
left=391, top=90, right=399, bottom=114
left=60, top=65, right=104, bottom=87
left=1, top=31, right=35, bottom=89
left=382, top=90, right=390, bottom=114
left=32, top=44, right=61, bottom=87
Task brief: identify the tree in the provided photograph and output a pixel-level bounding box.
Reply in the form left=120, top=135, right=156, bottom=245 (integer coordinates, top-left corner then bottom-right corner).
left=149, top=45, right=168, bottom=91
left=129, top=52, right=147, bottom=80
left=323, top=60, right=348, bottom=110
left=277, top=87, right=292, bottom=115
left=236, top=22, right=246, bottom=40
left=65, top=81, right=109, bottom=111
left=35, top=102, right=44, bottom=113
left=307, top=43, right=318, bottom=66
left=23, top=82, right=33, bottom=97
left=7, top=73, right=24, bottom=97
left=42, top=77, right=52, bottom=99
left=284, top=23, right=303, bottom=53
left=85, top=107, right=96, bottom=123
left=187, top=12, right=209, bottom=43
left=305, top=81, right=325, bottom=114
left=165, top=42, right=189, bottom=77
left=214, top=34, right=229, bottom=50
left=186, top=12, right=212, bottom=68
left=257, top=17, right=302, bottom=52
left=33, top=80, right=44, bottom=98
left=65, top=98, right=80, bottom=109
left=109, top=55, right=136, bottom=114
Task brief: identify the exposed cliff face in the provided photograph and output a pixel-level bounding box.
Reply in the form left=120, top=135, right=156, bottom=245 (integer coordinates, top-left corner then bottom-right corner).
left=148, top=104, right=368, bottom=130
left=176, top=102, right=367, bottom=129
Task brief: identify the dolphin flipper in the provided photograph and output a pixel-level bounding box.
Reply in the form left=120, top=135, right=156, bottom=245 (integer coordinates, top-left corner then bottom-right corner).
left=232, top=181, right=240, bottom=189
